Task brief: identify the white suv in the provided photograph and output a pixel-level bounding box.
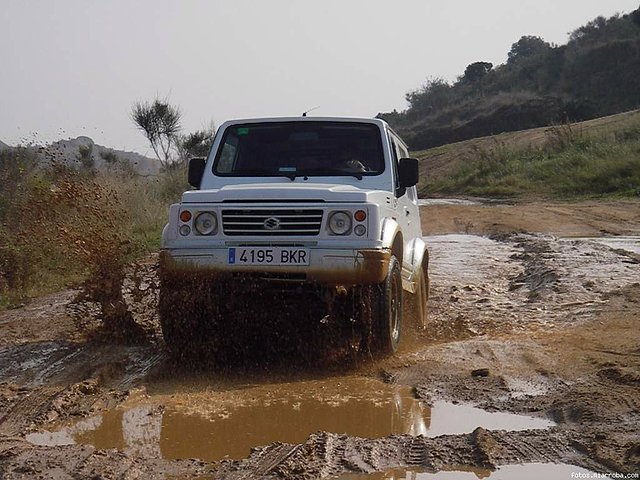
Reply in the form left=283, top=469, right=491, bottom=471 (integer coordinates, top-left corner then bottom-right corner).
left=160, top=117, right=429, bottom=356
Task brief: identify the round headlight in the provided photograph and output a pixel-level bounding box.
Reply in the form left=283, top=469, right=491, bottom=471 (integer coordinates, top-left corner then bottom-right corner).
left=328, top=211, right=352, bottom=235
left=194, top=212, right=217, bottom=235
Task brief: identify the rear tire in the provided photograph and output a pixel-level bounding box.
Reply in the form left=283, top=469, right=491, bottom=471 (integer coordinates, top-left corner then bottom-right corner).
left=413, top=262, right=430, bottom=329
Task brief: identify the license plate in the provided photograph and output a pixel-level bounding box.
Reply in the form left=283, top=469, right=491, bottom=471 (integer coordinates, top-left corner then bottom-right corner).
left=228, top=247, right=309, bottom=266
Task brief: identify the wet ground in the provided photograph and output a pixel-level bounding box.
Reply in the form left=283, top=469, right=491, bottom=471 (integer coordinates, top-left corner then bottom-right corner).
left=338, top=462, right=596, bottom=479
left=1, top=199, right=639, bottom=479
left=24, top=378, right=555, bottom=463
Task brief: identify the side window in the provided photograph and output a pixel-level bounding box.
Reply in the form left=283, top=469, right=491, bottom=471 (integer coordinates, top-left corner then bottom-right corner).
left=397, top=143, right=409, bottom=160
left=389, top=135, right=399, bottom=163
left=388, top=134, right=401, bottom=196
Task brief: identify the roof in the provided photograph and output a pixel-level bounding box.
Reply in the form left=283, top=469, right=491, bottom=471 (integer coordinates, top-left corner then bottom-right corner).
left=218, top=116, right=389, bottom=129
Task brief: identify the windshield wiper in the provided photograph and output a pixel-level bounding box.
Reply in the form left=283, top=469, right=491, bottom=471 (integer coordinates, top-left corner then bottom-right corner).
left=229, top=168, right=364, bottom=181
left=295, top=168, right=363, bottom=180
left=230, top=169, right=298, bottom=181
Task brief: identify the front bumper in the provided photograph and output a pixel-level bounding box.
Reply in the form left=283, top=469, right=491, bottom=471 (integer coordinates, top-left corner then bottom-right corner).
left=159, top=247, right=391, bottom=285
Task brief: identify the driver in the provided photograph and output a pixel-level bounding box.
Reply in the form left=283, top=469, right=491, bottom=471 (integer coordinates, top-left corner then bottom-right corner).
left=335, top=144, right=367, bottom=172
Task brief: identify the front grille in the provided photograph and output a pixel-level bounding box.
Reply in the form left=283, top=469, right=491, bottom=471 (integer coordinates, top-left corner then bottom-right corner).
left=222, top=209, right=323, bottom=236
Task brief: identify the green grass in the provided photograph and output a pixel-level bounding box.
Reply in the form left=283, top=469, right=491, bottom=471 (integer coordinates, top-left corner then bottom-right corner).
left=0, top=155, right=187, bottom=310
left=420, top=124, right=640, bottom=198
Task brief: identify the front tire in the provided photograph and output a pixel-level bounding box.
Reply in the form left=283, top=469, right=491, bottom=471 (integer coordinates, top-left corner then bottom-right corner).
left=375, top=255, right=403, bottom=354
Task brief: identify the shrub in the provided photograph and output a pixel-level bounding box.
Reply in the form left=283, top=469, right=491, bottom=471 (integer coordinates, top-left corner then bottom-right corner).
left=0, top=144, right=188, bottom=325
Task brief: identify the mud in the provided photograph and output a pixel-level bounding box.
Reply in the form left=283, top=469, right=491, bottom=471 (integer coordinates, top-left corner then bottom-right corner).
left=338, top=462, right=595, bottom=479
left=1, top=199, right=640, bottom=479
left=25, top=379, right=554, bottom=463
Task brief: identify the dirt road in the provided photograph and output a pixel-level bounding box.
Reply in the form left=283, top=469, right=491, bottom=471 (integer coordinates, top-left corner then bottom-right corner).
left=1, top=199, right=639, bottom=479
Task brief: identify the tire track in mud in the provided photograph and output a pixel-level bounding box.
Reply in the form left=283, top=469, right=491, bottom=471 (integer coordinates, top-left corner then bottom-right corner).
left=115, top=352, right=164, bottom=390
left=223, top=443, right=304, bottom=479
left=0, top=380, right=130, bottom=438
left=0, top=436, right=215, bottom=479
left=0, top=386, right=65, bottom=436
left=0, top=341, right=162, bottom=389
left=31, top=345, right=89, bottom=386
left=0, top=340, right=162, bottom=440
left=425, top=233, right=640, bottom=342
left=216, top=428, right=583, bottom=479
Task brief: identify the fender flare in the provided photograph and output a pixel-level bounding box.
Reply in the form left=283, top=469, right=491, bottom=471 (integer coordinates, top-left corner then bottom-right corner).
left=380, top=218, right=403, bottom=264
left=409, top=237, right=429, bottom=271
left=380, top=217, right=401, bottom=247
left=407, top=237, right=429, bottom=291
left=160, top=204, right=180, bottom=249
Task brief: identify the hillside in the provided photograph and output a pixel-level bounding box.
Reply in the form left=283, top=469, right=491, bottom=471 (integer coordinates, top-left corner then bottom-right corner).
left=414, top=109, right=640, bottom=198
left=381, top=7, right=640, bottom=150
left=0, top=137, right=159, bottom=176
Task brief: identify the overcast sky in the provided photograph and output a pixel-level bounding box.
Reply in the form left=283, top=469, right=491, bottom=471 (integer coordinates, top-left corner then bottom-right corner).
left=2, top=0, right=638, bottom=156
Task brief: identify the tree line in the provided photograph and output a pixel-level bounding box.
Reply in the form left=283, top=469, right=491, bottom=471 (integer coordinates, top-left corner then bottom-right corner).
left=379, top=7, right=640, bottom=149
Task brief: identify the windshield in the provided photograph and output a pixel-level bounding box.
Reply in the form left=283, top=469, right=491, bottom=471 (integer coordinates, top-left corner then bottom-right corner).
left=213, top=121, right=385, bottom=178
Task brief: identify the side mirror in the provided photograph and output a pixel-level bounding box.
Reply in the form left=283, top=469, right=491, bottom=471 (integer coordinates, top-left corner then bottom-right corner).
left=188, top=158, right=206, bottom=189
left=398, top=157, right=419, bottom=189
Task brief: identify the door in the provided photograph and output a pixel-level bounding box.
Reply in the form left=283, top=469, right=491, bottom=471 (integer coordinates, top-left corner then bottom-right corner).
left=388, top=132, right=421, bottom=272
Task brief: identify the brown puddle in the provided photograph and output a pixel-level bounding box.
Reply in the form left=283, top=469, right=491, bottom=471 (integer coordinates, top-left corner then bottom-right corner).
left=26, top=376, right=554, bottom=462
left=337, top=463, right=595, bottom=479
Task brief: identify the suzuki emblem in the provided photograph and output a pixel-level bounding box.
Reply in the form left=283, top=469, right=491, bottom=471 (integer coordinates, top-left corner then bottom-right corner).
left=263, top=217, right=281, bottom=230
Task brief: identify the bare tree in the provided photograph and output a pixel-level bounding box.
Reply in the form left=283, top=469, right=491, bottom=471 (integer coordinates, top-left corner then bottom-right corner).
left=131, top=98, right=182, bottom=169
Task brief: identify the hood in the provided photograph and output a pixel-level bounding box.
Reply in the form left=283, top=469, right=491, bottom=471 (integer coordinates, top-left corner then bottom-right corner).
left=181, top=183, right=379, bottom=203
